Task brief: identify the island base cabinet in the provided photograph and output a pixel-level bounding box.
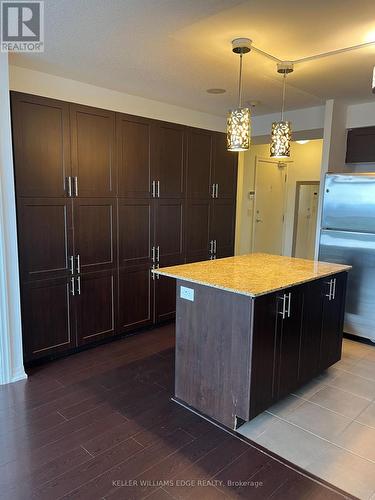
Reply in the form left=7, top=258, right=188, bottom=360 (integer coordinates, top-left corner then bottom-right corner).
left=249, top=272, right=347, bottom=423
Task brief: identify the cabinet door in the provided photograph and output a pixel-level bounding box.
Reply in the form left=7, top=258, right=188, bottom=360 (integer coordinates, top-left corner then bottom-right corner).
left=117, top=114, right=154, bottom=198
left=185, top=200, right=210, bottom=263
left=21, top=277, right=75, bottom=361
left=320, top=273, right=347, bottom=370
left=70, top=105, right=116, bottom=197
left=74, top=198, right=117, bottom=273
left=250, top=293, right=278, bottom=419
left=186, top=128, right=213, bottom=199
left=210, top=199, right=236, bottom=258
left=76, top=270, right=116, bottom=345
left=212, top=132, right=238, bottom=199
left=11, top=92, right=71, bottom=197
left=155, top=122, right=185, bottom=198
left=17, top=198, right=73, bottom=282
left=118, top=198, right=153, bottom=268
left=346, top=127, right=375, bottom=163
left=299, top=279, right=324, bottom=384
left=118, top=266, right=153, bottom=332
left=276, top=286, right=304, bottom=399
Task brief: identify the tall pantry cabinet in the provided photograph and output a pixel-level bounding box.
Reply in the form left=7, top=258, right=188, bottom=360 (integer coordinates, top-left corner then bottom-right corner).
left=11, top=91, right=237, bottom=362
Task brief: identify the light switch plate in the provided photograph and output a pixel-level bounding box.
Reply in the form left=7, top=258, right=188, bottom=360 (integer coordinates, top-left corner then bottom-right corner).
left=180, top=286, right=194, bottom=302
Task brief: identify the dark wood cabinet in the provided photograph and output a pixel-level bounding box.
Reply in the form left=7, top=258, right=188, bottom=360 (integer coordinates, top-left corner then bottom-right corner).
left=12, top=92, right=237, bottom=361
left=70, top=105, right=116, bottom=197
left=212, top=132, right=238, bottom=199
left=186, top=128, right=213, bottom=199
left=117, top=114, right=154, bottom=198
left=346, top=127, right=375, bottom=163
left=320, top=272, right=347, bottom=370
left=74, top=198, right=117, bottom=273
left=155, top=122, right=185, bottom=199
left=76, top=270, right=116, bottom=345
left=21, top=277, right=75, bottom=361
left=17, top=198, right=73, bottom=282
left=11, top=93, right=71, bottom=198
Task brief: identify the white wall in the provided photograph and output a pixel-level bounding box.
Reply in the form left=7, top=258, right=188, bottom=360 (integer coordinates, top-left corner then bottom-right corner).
left=236, top=140, right=323, bottom=256
left=9, top=66, right=225, bottom=132
left=0, top=55, right=27, bottom=385
left=347, top=101, right=375, bottom=129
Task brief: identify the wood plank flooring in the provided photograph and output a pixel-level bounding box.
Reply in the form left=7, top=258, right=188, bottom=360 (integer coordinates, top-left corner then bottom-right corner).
left=0, top=323, right=350, bottom=499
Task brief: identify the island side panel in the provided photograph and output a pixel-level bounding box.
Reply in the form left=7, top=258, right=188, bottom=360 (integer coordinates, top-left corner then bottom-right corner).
left=174, top=280, right=253, bottom=429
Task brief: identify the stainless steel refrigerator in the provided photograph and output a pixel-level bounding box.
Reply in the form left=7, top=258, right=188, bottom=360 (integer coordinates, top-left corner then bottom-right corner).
left=319, top=173, right=375, bottom=342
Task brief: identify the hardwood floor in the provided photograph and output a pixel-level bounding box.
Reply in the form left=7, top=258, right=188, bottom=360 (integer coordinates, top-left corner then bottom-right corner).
left=0, top=324, right=349, bottom=499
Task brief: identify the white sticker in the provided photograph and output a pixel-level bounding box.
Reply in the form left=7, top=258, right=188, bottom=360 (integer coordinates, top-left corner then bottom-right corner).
left=180, top=286, right=194, bottom=302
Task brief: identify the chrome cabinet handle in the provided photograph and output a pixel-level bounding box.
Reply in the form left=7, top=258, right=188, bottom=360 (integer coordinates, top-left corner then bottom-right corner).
left=287, top=292, right=291, bottom=318
left=76, top=254, right=81, bottom=274
left=151, top=180, right=156, bottom=198
left=215, top=184, right=219, bottom=198
left=209, top=240, right=214, bottom=254
left=213, top=239, right=217, bottom=254
left=151, top=264, right=160, bottom=280
left=69, top=255, right=74, bottom=274
left=151, top=246, right=155, bottom=263
left=325, top=279, right=333, bottom=300
left=332, top=278, right=337, bottom=300
left=211, top=184, right=215, bottom=198
left=73, top=176, right=78, bottom=197
left=157, top=180, right=160, bottom=198
left=156, top=245, right=160, bottom=262
left=77, top=276, right=81, bottom=295
left=278, top=294, right=287, bottom=319
left=66, top=177, right=72, bottom=197
left=70, top=277, right=75, bottom=296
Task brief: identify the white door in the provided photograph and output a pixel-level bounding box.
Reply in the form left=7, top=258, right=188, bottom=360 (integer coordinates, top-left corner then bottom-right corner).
left=252, top=159, right=287, bottom=255
left=294, top=183, right=319, bottom=259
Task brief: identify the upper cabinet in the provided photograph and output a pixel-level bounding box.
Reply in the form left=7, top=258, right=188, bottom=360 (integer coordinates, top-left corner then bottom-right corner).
left=186, top=128, right=213, bottom=199
left=11, top=92, right=71, bottom=198
left=70, top=105, right=116, bottom=197
left=346, top=127, right=375, bottom=163
left=212, top=132, right=238, bottom=199
left=155, top=122, right=185, bottom=199
left=117, top=114, right=153, bottom=198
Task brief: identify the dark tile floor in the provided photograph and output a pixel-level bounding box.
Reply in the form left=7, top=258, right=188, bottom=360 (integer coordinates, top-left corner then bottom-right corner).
left=0, top=323, right=350, bottom=499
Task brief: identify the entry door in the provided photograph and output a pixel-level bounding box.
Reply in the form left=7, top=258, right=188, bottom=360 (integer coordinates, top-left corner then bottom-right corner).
left=253, top=159, right=287, bottom=255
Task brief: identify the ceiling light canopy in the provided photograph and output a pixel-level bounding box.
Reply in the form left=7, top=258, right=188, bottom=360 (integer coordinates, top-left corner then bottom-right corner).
left=227, top=38, right=252, bottom=152
left=270, top=62, right=294, bottom=159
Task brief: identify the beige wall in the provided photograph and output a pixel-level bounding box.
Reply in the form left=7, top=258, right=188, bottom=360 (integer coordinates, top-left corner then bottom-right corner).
left=236, top=139, right=323, bottom=256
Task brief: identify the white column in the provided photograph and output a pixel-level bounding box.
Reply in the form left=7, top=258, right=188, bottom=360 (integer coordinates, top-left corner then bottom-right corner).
left=0, top=53, right=27, bottom=384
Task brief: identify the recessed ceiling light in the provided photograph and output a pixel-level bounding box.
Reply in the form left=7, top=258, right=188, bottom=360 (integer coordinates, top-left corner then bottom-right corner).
left=206, top=88, right=226, bottom=94
left=296, top=140, right=309, bottom=144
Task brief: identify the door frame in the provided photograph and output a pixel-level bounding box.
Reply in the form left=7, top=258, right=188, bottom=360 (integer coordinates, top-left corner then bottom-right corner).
left=251, top=156, right=290, bottom=254
left=292, top=180, right=320, bottom=257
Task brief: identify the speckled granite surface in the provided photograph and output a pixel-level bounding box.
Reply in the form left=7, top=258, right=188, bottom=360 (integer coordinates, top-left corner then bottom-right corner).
left=154, top=253, right=351, bottom=297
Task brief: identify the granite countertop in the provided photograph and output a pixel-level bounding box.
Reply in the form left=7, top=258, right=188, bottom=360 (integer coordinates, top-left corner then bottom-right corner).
left=153, top=253, right=351, bottom=297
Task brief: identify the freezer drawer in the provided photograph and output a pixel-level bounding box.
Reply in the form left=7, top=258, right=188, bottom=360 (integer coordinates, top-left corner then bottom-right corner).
left=319, top=229, right=375, bottom=341
left=322, top=174, right=375, bottom=232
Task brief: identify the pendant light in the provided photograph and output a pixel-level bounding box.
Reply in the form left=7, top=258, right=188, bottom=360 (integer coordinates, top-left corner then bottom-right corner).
left=270, top=62, right=294, bottom=158
left=227, top=38, right=252, bottom=152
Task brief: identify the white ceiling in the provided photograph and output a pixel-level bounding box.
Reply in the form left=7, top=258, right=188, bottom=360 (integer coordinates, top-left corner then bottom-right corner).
left=10, top=0, right=375, bottom=116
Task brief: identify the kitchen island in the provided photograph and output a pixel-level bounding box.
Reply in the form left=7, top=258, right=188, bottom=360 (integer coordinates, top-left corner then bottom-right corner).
left=154, top=253, right=351, bottom=430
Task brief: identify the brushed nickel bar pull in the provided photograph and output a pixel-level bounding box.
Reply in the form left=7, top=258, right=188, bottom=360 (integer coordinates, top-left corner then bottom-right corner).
left=157, top=180, right=160, bottom=198
left=151, top=246, right=155, bottom=263
left=156, top=263, right=160, bottom=279
left=325, top=279, right=333, bottom=300
left=76, top=254, right=81, bottom=274
left=156, top=245, right=160, bottom=262
left=74, top=176, right=78, bottom=197
left=66, top=177, right=72, bottom=197
left=332, top=278, right=337, bottom=300
left=151, top=180, right=156, bottom=198
left=209, top=240, right=214, bottom=254
left=69, top=255, right=74, bottom=274
left=77, top=276, right=81, bottom=295
left=278, top=294, right=286, bottom=319
left=215, top=184, right=219, bottom=198
left=213, top=239, right=217, bottom=254
left=70, top=276, right=75, bottom=296
left=151, top=265, right=155, bottom=280
left=211, top=184, right=215, bottom=198
left=287, top=292, right=291, bottom=318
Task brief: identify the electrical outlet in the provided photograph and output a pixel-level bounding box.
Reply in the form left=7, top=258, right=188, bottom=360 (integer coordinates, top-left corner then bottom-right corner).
left=180, top=286, right=194, bottom=302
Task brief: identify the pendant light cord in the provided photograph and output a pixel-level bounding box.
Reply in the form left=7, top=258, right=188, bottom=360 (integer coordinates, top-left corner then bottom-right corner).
left=281, top=72, right=286, bottom=121
left=238, top=53, right=243, bottom=108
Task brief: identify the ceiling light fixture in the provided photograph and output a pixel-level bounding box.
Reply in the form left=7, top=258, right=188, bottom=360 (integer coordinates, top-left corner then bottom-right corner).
left=270, top=62, right=294, bottom=159
left=227, top=38, right=252, bottom=152
left=296, top=140, right=309, bottom=144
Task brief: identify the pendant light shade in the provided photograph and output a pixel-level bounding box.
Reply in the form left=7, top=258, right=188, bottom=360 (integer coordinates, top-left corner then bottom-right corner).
left=227, top=38, right=252, bottom=152
left=270, top=120, right=292, bottom=158
left=270, top=62, right=294, bottom=158
left=227, top=107, right=251, bottom=151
